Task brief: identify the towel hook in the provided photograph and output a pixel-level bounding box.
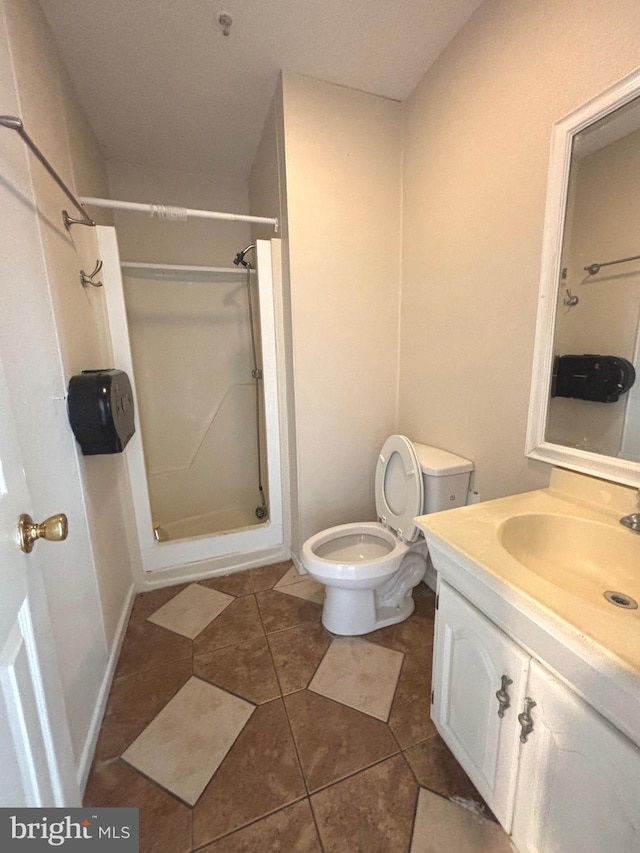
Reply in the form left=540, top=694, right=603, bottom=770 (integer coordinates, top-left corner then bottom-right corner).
left=80, top=259, right=103, bottom=288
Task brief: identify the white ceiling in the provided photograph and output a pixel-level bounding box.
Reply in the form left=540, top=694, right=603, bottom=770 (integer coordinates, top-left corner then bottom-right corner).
left=39, top=0, right=483, bottom=180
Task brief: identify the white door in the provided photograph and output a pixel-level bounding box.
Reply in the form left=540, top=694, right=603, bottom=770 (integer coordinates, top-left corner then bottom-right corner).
left=0, top=351, right=79, bottom=807
left=511, top=660, right=640, bottom=853
left=433, top=581, right=529, bottom=828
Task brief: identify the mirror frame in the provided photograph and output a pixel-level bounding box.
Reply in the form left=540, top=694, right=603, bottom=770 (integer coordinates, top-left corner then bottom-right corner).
left=526, top=68, right=640, bottom=488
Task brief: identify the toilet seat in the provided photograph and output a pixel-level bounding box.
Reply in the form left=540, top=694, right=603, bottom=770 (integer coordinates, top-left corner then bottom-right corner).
left=302, top=521, right=409, bottom=584
left=375, top=434, right=423, bottom=543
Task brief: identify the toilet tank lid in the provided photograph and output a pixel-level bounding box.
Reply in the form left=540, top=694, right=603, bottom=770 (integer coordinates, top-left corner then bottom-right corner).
left=412, top=443, right=474, bottom=476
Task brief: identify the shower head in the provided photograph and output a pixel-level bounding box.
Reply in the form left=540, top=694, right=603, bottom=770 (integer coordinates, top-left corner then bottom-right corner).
left=233, top=244, right=255, bottom=268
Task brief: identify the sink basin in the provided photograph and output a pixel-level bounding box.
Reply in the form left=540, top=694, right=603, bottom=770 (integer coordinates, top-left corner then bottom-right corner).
left=497, top=513, right=640, bottom=600
left=416, top=470, right=640, bottom=750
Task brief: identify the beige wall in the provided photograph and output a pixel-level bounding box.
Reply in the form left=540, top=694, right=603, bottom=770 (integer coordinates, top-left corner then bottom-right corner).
left=281, top=74, right=402, bottom=545
left=399, top=0, right=640, bottom=502
left=250, top=92, right=287, bottom=245
left=107, top=160, right=251, bottom=266
left=0, top=0, right=135, bottom=774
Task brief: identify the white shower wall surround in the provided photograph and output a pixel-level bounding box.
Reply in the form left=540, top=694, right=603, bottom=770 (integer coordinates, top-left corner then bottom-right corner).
left=123, top=265, right=259, bottom=534
left=98, top=228, right=286, bottom=578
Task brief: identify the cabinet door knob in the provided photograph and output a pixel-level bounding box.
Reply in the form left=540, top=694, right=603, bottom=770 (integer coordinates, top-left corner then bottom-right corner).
left=496, top=674, right=513, bottom=718
left=518, top=697, right=537, bottom=743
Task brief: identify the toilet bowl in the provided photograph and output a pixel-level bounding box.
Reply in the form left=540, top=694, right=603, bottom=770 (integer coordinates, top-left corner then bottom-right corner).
left=301, top=435, right=473, bottom=635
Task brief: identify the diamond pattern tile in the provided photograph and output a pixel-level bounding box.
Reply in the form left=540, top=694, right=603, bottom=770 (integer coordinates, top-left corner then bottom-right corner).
left=146, top=583, right=233, bottom=639
left=94, top=657, right=192, bottom=763
left=274, top=566, right=325, bottom=605
left=274, top=565, right=303, bottom=588
left=388, top=649, right=436, bottom=748
left=248, top=560, right=292, bottom=591
left=84, top=758, right=192, bottom=853
left=193, top=594, right=265, bottom=653
left=193, top=635, right=280, bottom=704
left=403, top=734, right=491, bottom=815
left=86, top=563, right=507, bottom=850
left=198, top=571, right=254, bottom=598
left=192, top=699, right=306, bottom=847
left=268, top=621, right=332, bottom=694
left=411, top=788, right=516, bottom=852
left=284, top=689, right=398, bottom=791
left=114, top=617, right=192, bottom=679
left=255, top=588, right=322, bottom=633
left=309, top=636, right=404, bottom=721
left=122, top=676, right=254, bottom=805
left=310, top=754, right=418, bottom=850
left=196, top=800, right=322, bottom=852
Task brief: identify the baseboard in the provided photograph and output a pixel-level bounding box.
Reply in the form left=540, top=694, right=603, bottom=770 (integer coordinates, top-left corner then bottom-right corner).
left=292, top=552, right=312, bottom=575
left=76, top=582, right=136, bottom=792
left=136, top=544, right=292, bottom=591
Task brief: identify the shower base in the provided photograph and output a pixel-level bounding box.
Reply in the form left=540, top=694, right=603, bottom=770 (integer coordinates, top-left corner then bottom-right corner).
left=160, top=505, right=267, bottom=541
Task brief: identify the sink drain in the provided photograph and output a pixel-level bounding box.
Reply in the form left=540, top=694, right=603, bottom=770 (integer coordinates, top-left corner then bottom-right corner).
left=603, top=590, right=638, bottom=609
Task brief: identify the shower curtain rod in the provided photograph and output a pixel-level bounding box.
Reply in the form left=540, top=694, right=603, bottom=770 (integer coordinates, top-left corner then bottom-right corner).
left=80, top=196, right=278, bottom=231
left=121, top=261, right=252, bottom=275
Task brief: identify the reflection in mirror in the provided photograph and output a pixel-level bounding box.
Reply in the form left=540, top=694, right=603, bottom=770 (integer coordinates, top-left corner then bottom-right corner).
left=547, top=94, right=640, bottom=461
left=527, top=69, right=640, bottom=487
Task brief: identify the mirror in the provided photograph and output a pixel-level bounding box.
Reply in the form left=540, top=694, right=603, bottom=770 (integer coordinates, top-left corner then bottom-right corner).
left=527, top=69, right=640, bottom=487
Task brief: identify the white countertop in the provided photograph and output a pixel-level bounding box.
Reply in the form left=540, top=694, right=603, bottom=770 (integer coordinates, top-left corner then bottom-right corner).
left=415, top=470, right=640, bottom=746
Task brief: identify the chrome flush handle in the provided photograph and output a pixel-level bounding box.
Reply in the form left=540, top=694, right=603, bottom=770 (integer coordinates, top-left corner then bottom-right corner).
left=495, top=675, right=513, bottom=718
left=518, top=697, right=537, bottom=743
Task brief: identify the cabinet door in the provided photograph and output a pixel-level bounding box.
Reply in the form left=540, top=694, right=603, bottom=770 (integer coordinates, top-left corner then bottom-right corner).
left=512, top=660, right=640, bottom=853
left=433, top=581, right=529, bottom=829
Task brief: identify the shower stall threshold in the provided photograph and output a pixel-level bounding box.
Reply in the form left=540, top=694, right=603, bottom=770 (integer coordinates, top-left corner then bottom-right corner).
left=160, top=506, right=268, bottom=541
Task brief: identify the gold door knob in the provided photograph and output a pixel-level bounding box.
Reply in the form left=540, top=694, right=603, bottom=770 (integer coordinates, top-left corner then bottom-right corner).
left=18, top=513, right=68, bottom=554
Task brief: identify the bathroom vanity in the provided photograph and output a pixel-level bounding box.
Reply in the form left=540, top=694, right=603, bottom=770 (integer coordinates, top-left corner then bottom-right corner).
left=416, top=469, right=640, bottom=853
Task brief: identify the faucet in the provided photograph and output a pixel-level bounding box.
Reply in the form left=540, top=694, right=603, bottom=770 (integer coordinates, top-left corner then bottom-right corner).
left=620, top=513, right=640, bottom=533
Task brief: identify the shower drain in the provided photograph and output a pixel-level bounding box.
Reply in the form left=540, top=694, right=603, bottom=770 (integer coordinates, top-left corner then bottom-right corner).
left=603, top=590, right=638, bottom=609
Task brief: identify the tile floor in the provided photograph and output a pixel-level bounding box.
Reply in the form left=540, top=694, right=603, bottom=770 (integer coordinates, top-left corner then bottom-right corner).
left=84, top=561, right=515, bottom=852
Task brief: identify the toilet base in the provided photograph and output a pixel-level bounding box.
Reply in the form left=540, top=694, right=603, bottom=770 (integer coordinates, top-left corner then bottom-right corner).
left=321, top=585, right=416, bottom=636
left=374, top=599, right=416, bottom=629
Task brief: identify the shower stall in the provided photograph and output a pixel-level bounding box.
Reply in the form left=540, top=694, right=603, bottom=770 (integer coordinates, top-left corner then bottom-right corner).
left=97, top=226, right=286, bottom=577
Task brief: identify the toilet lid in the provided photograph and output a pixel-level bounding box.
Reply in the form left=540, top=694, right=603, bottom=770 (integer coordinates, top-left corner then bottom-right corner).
left=374, top=434, right=423, bottom=543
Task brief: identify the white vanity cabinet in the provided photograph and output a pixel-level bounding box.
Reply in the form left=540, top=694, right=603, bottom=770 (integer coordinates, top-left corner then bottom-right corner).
left=511, top=659, right=640, bottom=853
left=432, top=581, right=529, bottom=829
left=433, top=580, right=640, bottom=852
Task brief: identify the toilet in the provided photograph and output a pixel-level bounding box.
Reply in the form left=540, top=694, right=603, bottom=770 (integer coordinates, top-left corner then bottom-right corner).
left=301, top=435, right=473, bottom=635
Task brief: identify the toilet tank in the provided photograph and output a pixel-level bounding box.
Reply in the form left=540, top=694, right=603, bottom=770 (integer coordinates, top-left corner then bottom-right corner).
left=412, top=443, right=473, bottom=514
